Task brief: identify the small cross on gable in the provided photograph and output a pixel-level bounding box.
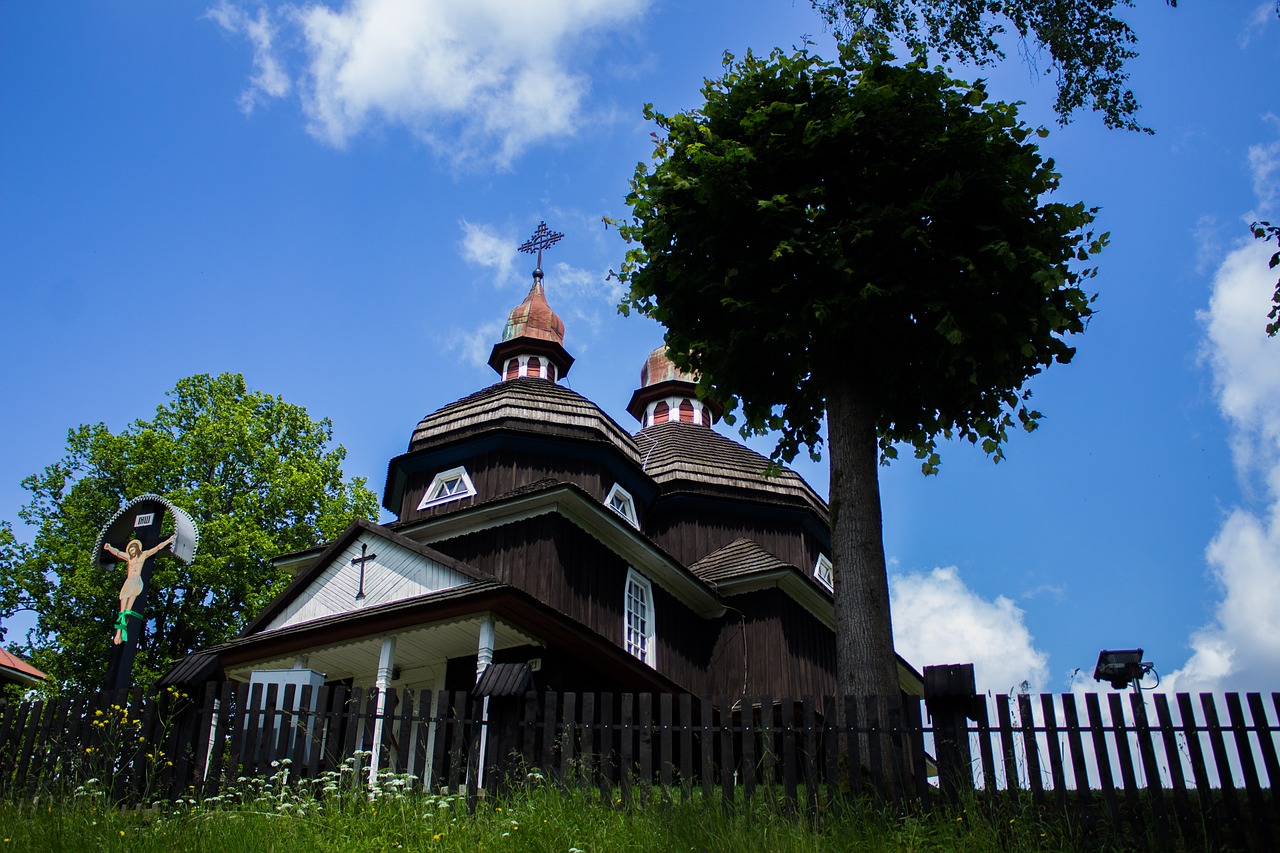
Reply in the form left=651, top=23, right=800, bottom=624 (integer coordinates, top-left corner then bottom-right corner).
left=351, top=542, right=377, bottom=600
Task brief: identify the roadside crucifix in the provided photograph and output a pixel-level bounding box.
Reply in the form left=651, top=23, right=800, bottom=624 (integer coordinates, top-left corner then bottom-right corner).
left=93, top=494, right=199, bottom=692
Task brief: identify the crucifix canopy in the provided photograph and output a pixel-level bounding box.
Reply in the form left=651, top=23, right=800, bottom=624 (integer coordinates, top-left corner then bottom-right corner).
left=92, top=493, right=199, bottom=567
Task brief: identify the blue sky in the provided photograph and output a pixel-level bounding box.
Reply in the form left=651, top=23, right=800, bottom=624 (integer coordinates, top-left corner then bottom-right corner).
left=2, top=1, right=1277, bottom=695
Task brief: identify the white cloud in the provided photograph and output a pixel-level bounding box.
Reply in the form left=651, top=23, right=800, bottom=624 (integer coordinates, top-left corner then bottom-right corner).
left=1240, top=3, right=1278, bottom=48
left=1167, top=238, right=1280, bottom=692
left=460, top=221, right=520, bottom=288
left=210, top=0, right=648, bottom=166
left=441, top=319, right=504, bottom=368
left=1247, top=119, right=1280, bottom=215
left=890, top=566, right=1050, bottom=694
left=206, top=2, right=291, bottom=113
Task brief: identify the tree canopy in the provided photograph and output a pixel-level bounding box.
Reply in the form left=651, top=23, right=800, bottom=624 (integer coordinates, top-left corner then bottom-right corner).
left=812, top=0, right=1185, bottom=132
left=617, top=47, right=1102, bottom=706
left=1, top=373, right=378, bottom=691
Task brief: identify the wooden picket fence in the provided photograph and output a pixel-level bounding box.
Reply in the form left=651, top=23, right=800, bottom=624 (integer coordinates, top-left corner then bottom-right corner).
left=1, top=684, right=1277, bottom=847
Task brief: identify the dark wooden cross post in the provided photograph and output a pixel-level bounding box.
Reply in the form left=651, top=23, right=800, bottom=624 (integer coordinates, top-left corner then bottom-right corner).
left=518, top=221, right=565, bottom=276
left=352, top=543, right=377, bottom=600
left=103, top=510, right=167, bottom=693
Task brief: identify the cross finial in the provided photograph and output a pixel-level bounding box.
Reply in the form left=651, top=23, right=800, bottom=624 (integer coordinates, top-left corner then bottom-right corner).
left=518, top=221, right=564, bottom=278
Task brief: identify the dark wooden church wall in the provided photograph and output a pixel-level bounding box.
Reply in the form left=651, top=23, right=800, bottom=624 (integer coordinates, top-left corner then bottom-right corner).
left=427, top=516, right=709, bottom=692
left=706, top=589, right=836, bottom=698
left=399, top=448, right=620, bottom=522
left=646, top=505, right=823, bottom=571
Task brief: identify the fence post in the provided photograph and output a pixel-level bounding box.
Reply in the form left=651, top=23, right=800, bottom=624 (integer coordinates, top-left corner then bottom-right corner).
left=924, top=663, right=978, bottom=801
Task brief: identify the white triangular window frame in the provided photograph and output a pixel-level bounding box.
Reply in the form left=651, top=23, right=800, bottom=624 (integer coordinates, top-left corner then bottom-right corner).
left=814, top=554, right=833, bottom=592
left=624, top=568, right=656, bottom=666
left=604, top=483, right=639, bottom=528
left=417, top=466, right=477, bottom=510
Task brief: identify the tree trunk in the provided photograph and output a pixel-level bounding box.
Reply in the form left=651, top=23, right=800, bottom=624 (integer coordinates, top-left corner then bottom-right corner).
left=825, top=380, right=902, bottom=785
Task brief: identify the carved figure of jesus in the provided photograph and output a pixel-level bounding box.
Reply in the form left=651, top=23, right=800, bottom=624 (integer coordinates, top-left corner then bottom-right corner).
left=103, top=536, right=174, bottom=645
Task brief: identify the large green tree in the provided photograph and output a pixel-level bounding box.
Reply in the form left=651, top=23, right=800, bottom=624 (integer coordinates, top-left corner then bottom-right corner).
left=617, top=48, right=1102, bottom=706
left=1, top=373, right=378, bottom=691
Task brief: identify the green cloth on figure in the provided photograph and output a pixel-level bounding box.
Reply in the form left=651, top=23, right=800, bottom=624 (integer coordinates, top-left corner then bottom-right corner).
left=114, top=609, right=144, bottom=642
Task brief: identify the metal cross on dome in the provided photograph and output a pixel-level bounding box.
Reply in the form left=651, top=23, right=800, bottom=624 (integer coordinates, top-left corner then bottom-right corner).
left=518, top=221, right=564, bottom=273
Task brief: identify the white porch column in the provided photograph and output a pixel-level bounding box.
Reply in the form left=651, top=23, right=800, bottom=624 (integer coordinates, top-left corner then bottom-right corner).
left=476, top=617, right=496, bottom=681
left=368, top=635, right=397, bottom=786
left=475, top=616, right=496, bottom=790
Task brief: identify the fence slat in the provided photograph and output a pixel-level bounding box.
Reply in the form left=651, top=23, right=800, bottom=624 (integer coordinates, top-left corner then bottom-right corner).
left=638, top=692, right=652, bottom=801
left=1017, top=694, right=1043, bottom=803
left=718, top=695, right=733, bottom=812
left=822, top=695, right=838, bottom=802
left=1201, top=692, right=1241, bottom=833
left=1083, top=692, right=1119, bottom=822
left=781, top=696, right=797, bottom=811
left=1175, top=692, right=1212, bottom=807
left=699, top=696, right=714, bottom=807
left=740, top=694, right=756, bottom=807
left=1245, top=692, right=1279, bottom=820
left=903, top=695, right=929, bottom=807
left=598, top=692, right=614, bottom=802
left=658, top=693, right=673, bottom=790
left=620, top=693, right=634, bottom=806
left=1130, top=693, right=1169, bottom=847
left=1040, top=695, right=1067, bottom=813
left=1060, top=694, right=1090, bottom=797
left=559, top=692, right=576, bottom=787
left=1224, top=692, right=1267, bottom=841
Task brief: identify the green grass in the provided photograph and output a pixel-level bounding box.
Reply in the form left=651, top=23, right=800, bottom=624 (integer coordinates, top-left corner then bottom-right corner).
left=0, top=759, right=1239, bottom=852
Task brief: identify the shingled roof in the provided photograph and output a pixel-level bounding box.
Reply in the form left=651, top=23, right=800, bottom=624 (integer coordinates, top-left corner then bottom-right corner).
left=407, top=379, right=642, bottom=463
left=690, top=537, right=797, bottom=584
left=634, top=422, right=827, bottom=520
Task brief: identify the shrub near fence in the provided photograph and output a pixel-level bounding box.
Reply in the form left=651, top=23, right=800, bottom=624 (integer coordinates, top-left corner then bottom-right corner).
left=1, top=683, right=1277, bottom=848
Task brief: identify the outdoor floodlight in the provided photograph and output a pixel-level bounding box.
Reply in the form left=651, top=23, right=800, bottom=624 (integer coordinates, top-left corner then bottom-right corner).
left=1093, top=648, right=1153, bottom=690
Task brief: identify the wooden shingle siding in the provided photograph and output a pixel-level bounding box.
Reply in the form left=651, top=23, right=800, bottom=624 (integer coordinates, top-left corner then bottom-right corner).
left=400, top=448, right=620, bottom=523
left=708, top=590, right=836, bottom=698
left=264, top=534, right=471, bottom=631
left=647, top=504, right=822, bottom=571
left=408, top=380, right=641, bottom=462
left=429, top=515, right=709, bottom=693
left=635, top=423, right=826, bottom=519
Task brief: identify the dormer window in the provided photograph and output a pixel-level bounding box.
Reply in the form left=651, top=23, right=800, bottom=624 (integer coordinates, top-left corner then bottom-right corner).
left=624, top=569, right=655, bottom=665
left=604, top=483, right=639, bottom=528
left=814, top=554, right=833, bottom=592
left=417, top=466, right=477, bottom=510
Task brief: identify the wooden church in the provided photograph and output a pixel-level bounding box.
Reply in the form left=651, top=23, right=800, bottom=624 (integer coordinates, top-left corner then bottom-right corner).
left=163, top=242, right=922, bottom=702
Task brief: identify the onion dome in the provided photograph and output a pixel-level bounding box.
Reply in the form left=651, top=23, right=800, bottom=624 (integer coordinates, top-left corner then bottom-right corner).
left=488, top=277, right=574, bottom=381
left=627, top=346, right=722, bottom=427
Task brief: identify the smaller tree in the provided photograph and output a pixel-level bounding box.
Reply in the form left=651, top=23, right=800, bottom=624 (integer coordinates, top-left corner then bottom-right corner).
left=1251, top=219, right=1280, bottom=336
left=813, top=0, right=1190, bottom=132
left=2, top=373, right=378, bottom=690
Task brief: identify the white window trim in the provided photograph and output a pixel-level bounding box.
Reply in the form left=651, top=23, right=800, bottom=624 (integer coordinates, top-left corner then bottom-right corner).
left=416, top=466, right=477, bottom=510
left=624, top=568, right=656, bottom=667
left=814, top=554, right=833, bottom=592
left=604, top=483, right=639, bottom=528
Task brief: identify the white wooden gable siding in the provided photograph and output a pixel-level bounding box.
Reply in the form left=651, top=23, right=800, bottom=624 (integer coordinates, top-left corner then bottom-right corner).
left=263, top=535, right=471, bottom=632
